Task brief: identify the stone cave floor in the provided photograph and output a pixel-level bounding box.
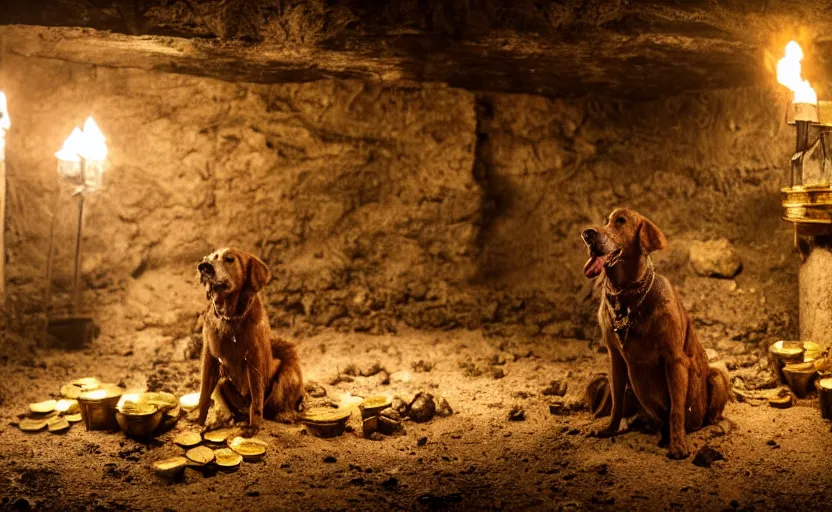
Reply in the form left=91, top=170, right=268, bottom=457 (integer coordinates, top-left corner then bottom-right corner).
left=1, top=328, right=831, bottom=512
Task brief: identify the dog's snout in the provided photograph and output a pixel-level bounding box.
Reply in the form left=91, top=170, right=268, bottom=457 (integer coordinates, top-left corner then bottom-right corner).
left=581, top=228, right=598, bottom=243
left=198, top=262, right=214, bottom=275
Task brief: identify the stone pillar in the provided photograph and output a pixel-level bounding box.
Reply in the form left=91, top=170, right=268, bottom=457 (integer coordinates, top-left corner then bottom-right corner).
left=799, top=237, right=832, bottom=347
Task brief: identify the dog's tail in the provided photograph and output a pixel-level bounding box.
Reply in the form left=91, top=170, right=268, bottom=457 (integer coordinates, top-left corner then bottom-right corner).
left=264, top=335, right=305, bottom=422
left=705, top=365, right=732, bottom=425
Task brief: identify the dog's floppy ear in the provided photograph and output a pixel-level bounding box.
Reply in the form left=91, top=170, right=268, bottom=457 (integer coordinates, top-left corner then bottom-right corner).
left=246, top=254, right=272, bottom=292
left=638, top=217, right=668, bottom=254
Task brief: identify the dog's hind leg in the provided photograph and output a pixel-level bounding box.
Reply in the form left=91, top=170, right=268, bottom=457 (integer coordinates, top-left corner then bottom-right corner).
left=705, top=366, right=732, bottom=425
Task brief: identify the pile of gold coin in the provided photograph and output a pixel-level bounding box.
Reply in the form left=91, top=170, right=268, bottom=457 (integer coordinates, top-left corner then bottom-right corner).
left=15, top=377, right=101, bottom=434
left=153, top=427, right=268, bottom=479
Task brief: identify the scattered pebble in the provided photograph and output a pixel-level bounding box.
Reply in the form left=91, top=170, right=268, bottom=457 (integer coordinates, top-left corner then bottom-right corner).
left=304, top=382, right=327, bottom=398
left=417, top=436, right=428, bottom=447
left=436, top=397, right=453, bottom=417
left=692, top=445, right=725, bottom=468
left=323, top=456, right=337, bottom=463
left=508, top=406, right=525, bottom=422
left=411, top=360, right=434, bottom=373
left=491, top=368, right=505, bottom=379
left=542, top=380, right=568, bottom=397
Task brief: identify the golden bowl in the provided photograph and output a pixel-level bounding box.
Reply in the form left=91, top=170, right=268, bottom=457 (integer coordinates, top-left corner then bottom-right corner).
left=783, top=362, right=817, bottom=398
left=78, top=386, right=124, bottom=431
left=116, top=407, right=163, bottom=439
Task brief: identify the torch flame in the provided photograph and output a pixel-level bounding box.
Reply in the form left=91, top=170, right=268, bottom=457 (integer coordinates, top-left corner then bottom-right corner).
left=777, top=41, right=817, bottom=105
left=55, top=117, right=108, bottom=162
left=0, top=91, right=10, bottom=131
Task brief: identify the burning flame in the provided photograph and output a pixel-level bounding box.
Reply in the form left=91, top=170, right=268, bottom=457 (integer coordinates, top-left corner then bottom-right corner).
left=55, top=117, right=108, bottom=162
left=777, top=41, right=817, bottom=104
left=0, top=91, right=9, bottom=131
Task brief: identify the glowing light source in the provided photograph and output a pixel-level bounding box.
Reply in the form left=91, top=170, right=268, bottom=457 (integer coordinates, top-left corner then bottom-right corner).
left=0, top=91, right=9, bottom=161
left=55, top=117, right=108, bottom=190
left=777, top=41, right=818, bottom=105
left=179, top=392, right=200, bottom=411
left=117, top=393, right=141, bottom=409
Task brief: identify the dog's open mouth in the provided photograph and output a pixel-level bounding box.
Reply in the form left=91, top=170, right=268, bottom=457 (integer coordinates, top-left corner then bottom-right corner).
left=583, top=248, right=622, bottom=278
left=210, top=282, right=229, bottom=292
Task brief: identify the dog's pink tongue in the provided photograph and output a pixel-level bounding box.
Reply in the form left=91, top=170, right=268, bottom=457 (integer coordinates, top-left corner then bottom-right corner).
left=583, top=255, right=606, bottom=278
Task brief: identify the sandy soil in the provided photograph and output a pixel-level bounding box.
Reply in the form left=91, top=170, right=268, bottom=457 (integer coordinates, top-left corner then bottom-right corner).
left=1, top=328, right=831, bottom=512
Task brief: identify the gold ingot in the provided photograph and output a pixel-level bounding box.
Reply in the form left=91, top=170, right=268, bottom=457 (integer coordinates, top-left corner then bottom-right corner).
left=152, top=456, right=189, bottom=479
left=185, top=446, right=215, bottom=466
left=214, top=448, right=243, bottom=470
left=228, top=436, right=267, bottom=461
left=173, top=432, right=202, bottom=448
left=29, top=400, right=57, bottom=414
left=203, top=427, right=238, bottom=444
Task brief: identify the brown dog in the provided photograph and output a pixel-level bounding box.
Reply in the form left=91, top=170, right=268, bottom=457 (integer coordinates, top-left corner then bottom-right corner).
left=197, top=247, right=304, bottom=436
left=581, top=208, right=730, bottom=459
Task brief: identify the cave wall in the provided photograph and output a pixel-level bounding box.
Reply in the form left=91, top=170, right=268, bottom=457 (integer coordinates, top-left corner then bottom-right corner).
left=1, top=54, right=799, bottom=348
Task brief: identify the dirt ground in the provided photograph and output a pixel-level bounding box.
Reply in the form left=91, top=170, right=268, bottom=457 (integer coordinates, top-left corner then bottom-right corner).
left=1, top=327, right=831, bottom=512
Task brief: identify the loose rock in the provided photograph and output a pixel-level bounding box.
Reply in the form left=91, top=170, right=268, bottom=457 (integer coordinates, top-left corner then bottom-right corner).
left=689, top=239, right=742, bottom=278
left=692, top=445, right=725, bottom=468
left=408, top=392, right=437, bottom=423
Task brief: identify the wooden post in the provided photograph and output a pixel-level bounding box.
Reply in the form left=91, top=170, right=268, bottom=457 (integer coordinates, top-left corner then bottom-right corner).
left=0, top=154, right=5, bottom=305
left=798, top=236, right=832, bottom=347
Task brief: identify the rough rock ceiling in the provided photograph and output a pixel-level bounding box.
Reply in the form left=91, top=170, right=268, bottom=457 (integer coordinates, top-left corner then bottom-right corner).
left=1, top=0, right=831, bottom=98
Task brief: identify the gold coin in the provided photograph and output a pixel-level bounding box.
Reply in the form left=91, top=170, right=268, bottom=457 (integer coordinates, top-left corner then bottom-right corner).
left=173, top=432, right=203, bottom=448
left=301, top=407, right=351, bottom=424
left=185, top=446, right=215, bottom=465
left=203, top=427, right=238, bottom=444
left=65, top=413, right=83, bottom=423
left=819, top=377, right=832, bottom=390
left=55, top=399, right=79, bottom=414
left=47, top=417, right=71, bottom=433
left=152, top=456, right=189, bottom=479
left=144, top=392, right=178, bottom=411
left=214, top=448, right=243, bottom=469
left=61, top=378, right=101, bottom=398
left=29, top=400, right=57, bottom=414
left=19, top=418, right=48, bottom=432
left=228, top=436, right=267, bottom=461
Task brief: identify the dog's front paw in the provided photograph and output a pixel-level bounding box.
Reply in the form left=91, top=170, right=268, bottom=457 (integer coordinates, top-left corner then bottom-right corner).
left=666, top=441, right=690, bottom=460
left=239, top=424, right=260, bottom=438
left=586, top=420, right=619, bottom=438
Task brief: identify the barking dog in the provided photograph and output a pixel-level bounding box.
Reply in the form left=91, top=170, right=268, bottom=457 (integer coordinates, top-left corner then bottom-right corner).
left=197, top=247, right=304, bottom=436
left=581, top=208, right=730, bottom=459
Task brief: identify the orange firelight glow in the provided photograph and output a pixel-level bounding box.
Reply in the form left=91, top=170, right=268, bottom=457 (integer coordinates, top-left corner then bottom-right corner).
left=777, top=41, right=817, bottom=104
left=55, top=117, right=108, bottom=162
